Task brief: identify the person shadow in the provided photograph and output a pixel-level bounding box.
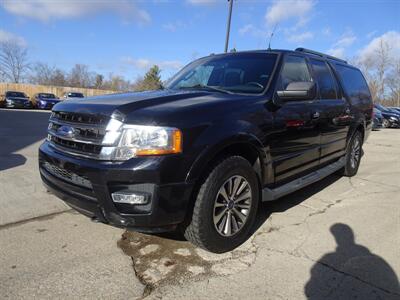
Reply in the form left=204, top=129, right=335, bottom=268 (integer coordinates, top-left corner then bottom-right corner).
left=305, top=223, right=400, bottom=299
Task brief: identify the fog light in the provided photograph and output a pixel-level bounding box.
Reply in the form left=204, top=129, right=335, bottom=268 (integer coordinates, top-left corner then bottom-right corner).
left=111, top=192, right=149, bottom=205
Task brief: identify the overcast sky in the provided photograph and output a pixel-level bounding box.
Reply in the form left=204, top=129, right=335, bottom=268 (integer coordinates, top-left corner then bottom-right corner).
left=1, top=0, right=399, bottom=80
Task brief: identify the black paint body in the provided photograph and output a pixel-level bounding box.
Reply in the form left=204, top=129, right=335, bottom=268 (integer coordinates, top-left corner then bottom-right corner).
left=39, top=50, right=373, bottom=232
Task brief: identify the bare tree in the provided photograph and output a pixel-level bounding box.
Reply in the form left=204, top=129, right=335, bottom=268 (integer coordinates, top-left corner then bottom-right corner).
left=51, top=69, right=67, bottom=86
left=94, top=74, right=104, bottom=89
left=68, top=64, right=94, bottom=88
left=375, top=39, right=392, bottom=101
left=387, top=59, right=400, bottom=107
left=30, top=62, right=56, bottom=85
left=0, top=40, right=30, bottom=83
left=358, top=38, right=393, bottom=103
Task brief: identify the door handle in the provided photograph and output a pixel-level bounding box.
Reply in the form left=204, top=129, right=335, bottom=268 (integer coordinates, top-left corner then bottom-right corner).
left=312, top=112, right=320, bottom=119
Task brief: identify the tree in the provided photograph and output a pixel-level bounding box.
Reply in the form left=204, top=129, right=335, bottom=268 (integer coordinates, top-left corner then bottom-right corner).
left=387, top=59, right=400, bottom=106
left=51, top=69, right=67, bottom=86
left=30, top=62, right=56, bottom=85
left=357, top=38, right=394, bottom=103
left=68, top=64, right=93, bottom=88
left=94, top=74, right=104, bottom=89
left=133, top=65, right=163, bottom=92
left=0, top=40, right=30, bottom=83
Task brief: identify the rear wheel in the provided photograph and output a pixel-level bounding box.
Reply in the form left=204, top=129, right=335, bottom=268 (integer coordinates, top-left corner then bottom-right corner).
left=342, top=131, right=363, bottom=177
left=183, top=156, right=259, bottom=253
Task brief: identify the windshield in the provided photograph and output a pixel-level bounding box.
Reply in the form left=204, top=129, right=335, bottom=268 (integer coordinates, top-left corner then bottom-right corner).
left=68, top=93, right=84, bottom=98
left=6, top=92, right=26, bottom=98
left=39, top=93, right=57, bottom=99
left=375, top=104, right=390, bottom=112
left=167, top=53, right=277, bottom=94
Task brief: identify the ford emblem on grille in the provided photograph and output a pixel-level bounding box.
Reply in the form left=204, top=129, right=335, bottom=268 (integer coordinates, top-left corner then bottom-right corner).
left=57, top=125, right=76, bottom=138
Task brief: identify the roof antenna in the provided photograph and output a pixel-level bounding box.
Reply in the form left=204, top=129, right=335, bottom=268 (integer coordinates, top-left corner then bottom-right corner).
left=268, top=24, right=277, bottom=50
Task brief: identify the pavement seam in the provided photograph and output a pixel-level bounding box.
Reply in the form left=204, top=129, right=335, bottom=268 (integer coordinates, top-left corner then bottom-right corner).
left=0, top=209, right=72, bottom=230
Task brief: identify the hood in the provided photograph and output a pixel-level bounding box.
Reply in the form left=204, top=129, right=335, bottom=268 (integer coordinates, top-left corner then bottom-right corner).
left=7, top=97, right=29, bottom=101
left=53, top=89, right=245, bottom=121
left=39, top=98, right=60, bottom=102
left=381, top=111, right=400, bottom=118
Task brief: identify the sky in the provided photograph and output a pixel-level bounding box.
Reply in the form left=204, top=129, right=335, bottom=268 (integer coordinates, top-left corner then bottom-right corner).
left=1, top=0, right=399, bottom=80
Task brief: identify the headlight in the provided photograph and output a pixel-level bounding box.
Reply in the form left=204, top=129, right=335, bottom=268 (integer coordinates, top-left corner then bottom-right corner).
left=6, top=98, right=13, bottom=104
left=100, top=124, right=182, bottom=161
left=389, top=116, right=398, bottom=121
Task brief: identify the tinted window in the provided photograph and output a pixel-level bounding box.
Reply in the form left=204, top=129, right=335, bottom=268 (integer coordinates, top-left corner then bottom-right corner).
left=68, top=93, right=84, bottom=98
left=167, top=53, right=277, bottom=94
left=39, top=93, right=56, bottom=99
left=310, top=59, right=337, bottom=99
left=6, top=92, right=26, bottom=98
left=334, top=65, right=371, bottom=102
left=279, top=55, right=311, bottom=90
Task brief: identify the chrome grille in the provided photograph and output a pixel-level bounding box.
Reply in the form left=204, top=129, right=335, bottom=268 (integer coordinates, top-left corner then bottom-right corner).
left=47, top=111, right=110, bottom=158
left=42, top=162, right=92, bottom=189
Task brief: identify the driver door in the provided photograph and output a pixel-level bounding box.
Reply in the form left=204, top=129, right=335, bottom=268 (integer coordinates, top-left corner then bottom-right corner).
left=269, top=55, right=321, bottom=184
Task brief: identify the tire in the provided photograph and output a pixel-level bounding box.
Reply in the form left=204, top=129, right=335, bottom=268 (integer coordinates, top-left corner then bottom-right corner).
left=342, top=131, right=363, bottom=177
left=382, top=118, right=390, bottom=128
left=183, top=156, right=259, bottom=253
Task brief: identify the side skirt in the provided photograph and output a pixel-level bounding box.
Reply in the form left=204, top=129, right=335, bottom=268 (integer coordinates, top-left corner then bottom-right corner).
left=262, top=157, right=345, bottom=202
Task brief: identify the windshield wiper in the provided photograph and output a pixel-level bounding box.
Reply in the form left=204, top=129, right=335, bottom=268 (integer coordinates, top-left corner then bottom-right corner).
left=179, top=84, right=233, bottom=94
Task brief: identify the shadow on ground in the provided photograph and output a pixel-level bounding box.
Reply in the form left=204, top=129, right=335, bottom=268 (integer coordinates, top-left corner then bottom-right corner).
left=305, top=223, right=400, bottom=299
left=0, top=109, right=49, bottom=171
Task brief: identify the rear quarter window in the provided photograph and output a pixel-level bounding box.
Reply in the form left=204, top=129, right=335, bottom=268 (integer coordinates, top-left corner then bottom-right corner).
left=334, top=64, right=371, bottom=105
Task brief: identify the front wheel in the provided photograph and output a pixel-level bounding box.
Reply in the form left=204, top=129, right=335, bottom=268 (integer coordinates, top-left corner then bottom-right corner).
left=342, top=131, right=363, bottom=177
left=183, top=156, right=259, bottom=253
left=382, top=118, right=390, bottom=128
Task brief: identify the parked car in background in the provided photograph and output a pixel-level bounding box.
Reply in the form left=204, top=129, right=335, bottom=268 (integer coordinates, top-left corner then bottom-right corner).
left=40, top=48, right=373, bottom=253
left=389, top=107, right=400, bottom=113
left=34, top=93, right=61, bottom=110
left=372, top=108, right=383, bottom=130
left=375, top=104, right=400, bottom=128
left=0, top=91, right=33, bottom=109
left=63, top=92, right=84, bottom=100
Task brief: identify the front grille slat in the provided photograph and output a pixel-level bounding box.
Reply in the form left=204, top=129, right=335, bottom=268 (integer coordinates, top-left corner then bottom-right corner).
left=42, top=162, right=92, bottom=189
left=48, top=111, right=109, bottom=158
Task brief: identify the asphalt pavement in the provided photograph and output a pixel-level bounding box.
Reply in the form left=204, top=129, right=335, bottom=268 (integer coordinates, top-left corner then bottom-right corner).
left=0, top=108, right=399, bottom=299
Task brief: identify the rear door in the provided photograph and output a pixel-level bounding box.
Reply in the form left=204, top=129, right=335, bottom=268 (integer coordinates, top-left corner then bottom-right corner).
left=308, top=58, right=350, bottom=164
left=270, top=55, right=321, bottom=184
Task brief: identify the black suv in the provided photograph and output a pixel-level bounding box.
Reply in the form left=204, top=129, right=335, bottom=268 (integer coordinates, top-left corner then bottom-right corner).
left=39, top=48, right=373, bottom=253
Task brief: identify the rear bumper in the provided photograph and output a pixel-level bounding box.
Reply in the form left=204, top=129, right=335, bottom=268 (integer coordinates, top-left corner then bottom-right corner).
left=39, top=141, right=194, bottom=232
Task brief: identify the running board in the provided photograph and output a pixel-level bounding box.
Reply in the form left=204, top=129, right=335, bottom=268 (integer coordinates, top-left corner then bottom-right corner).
left=262, top=157, right=345, bottom=202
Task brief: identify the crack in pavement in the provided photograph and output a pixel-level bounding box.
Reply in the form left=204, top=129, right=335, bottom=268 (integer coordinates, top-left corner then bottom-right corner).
left=0, top=209, right=72, bottom=230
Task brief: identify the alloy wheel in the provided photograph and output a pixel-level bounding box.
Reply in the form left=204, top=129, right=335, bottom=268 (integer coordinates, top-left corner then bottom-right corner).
left=213, top=175, right=252, bottom=237
left=350, top=137, right=361, bottom=169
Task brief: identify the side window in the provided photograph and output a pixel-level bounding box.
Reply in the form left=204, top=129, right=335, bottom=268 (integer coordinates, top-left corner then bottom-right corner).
left=334, top=64, right=371, bottom=103
left=310, top=59, right=337, bottom=99
left=279, top=55, right=312, bottom=90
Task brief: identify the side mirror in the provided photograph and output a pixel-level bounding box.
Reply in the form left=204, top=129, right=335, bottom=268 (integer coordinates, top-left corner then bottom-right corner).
left=276, top=81, right=316, bottom=101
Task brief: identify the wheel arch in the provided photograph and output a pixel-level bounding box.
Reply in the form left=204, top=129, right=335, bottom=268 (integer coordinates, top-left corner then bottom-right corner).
left=186, top=134, right=271, bottom=188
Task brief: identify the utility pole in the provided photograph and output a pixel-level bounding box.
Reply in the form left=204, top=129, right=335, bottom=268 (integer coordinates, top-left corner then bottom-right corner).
left=224, top=0, right=234, bottom=53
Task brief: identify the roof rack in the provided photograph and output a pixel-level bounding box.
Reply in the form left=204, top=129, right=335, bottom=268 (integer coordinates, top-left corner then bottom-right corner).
left=295, top=48, right=347, bottom=64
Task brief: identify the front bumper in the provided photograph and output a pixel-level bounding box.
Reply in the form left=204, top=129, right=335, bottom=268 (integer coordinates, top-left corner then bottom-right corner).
left=39, top=141, right=194, bottom=232
left=372, top=117, right=383, bottom=129
left=388, top=118, right=400, bottom=127
left=37, top=101, right=58, bottom=109
left=5, top=101, right=33, bottom=109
